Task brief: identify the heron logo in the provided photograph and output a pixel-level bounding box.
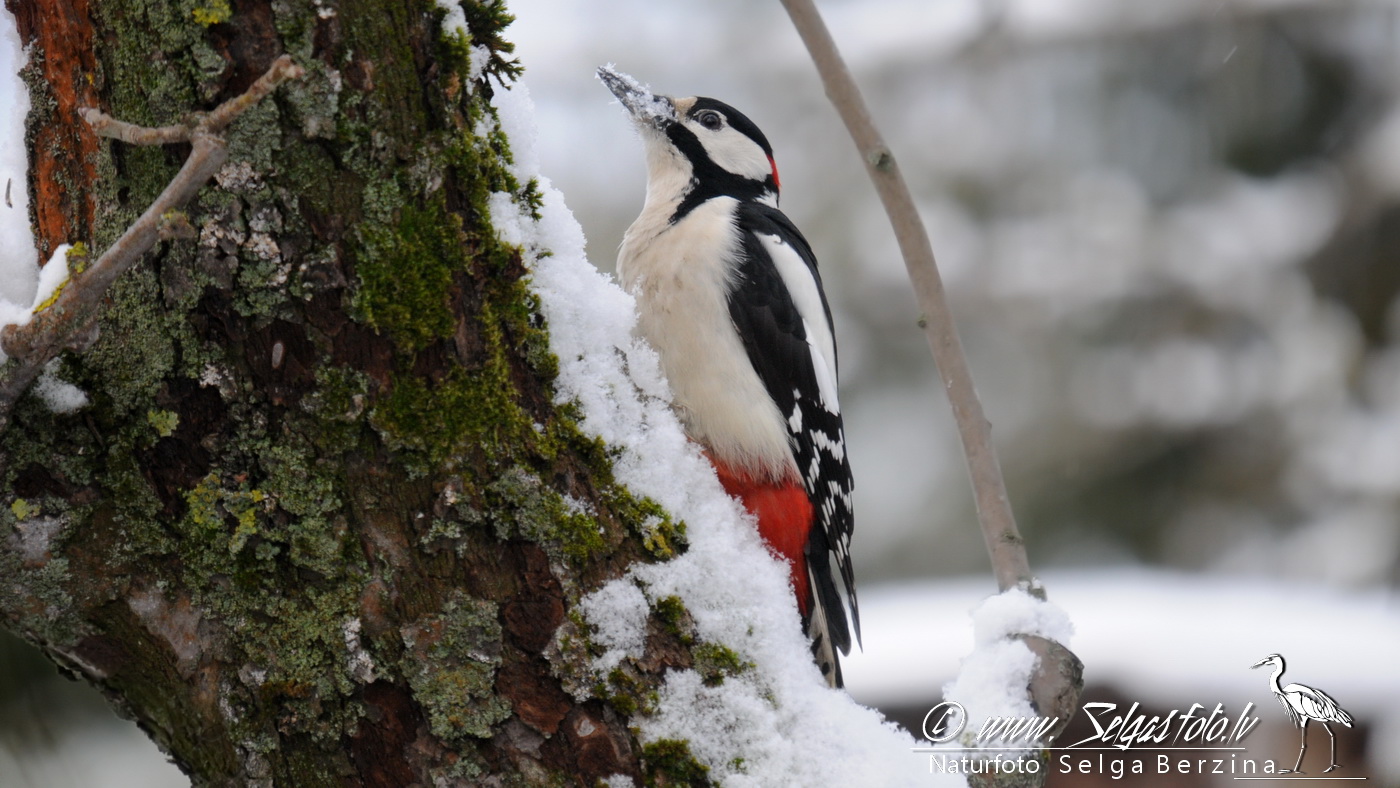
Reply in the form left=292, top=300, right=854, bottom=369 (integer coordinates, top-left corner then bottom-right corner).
left=1250, top=654, right=1355, bottom=775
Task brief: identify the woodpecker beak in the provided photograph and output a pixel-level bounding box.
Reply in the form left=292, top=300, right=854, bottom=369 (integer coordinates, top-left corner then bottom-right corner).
left=597, top=65, right=676, bottom=129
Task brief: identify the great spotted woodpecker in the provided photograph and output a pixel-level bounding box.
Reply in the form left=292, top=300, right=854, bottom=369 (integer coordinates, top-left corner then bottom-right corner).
left=599, top=67, right=859, bottom=687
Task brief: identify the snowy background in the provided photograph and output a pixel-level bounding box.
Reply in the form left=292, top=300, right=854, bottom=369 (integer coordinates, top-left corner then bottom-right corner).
left=5, top=0, right=1400, bottom=785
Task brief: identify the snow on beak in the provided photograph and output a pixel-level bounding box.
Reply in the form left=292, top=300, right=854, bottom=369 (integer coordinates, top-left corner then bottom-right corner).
left=597, top=65, right=676, bottom=129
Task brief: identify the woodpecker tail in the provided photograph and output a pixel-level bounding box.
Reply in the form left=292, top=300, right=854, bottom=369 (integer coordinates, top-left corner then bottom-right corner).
left=805, top=572, right=843, bottom=687
left=709, top=456, right=847, bottom=687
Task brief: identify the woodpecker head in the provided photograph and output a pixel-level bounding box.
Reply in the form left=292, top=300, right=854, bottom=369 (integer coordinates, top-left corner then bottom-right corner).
left=598, top=65, right=781, bottom=212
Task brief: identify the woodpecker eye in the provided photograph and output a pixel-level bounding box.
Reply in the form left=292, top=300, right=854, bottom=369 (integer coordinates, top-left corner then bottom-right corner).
left=695, top=110, right=724, bottom=130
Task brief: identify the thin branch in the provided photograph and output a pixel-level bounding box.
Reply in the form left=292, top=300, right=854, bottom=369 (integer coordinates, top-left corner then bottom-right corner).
left=202, top=55, right=304, bottom=133
left=778, top=0, right=1084, bottom=750
left=0, top=55, right=304, bottom=431
left=78, top=108, right=193, bottom=145
left=777, top=0, right=1030, bottom=593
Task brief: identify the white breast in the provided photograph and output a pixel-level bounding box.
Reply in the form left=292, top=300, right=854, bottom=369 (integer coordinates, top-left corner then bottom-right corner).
left=618, top=197, right=798, bottom=484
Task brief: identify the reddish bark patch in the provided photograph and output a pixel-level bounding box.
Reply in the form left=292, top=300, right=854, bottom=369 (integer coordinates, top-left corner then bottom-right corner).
left=501, top=544, right=564, bottom=654
left=563, top=703, right=636, bottom=783
left=212, top=0, right=280, bottom=94
left=328, top=317, right=397, bottom=392
left=7, top=0, right=99, bottom=259
left=348, top=683, right=426, bottom=788
left=497, top=657, right=571, bottom=735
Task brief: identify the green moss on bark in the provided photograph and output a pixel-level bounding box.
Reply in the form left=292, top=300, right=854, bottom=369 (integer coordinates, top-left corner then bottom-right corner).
left=693, top=642, right=752, bottom=687
left=354, top=197, right=465, bottom=353
left=641, top=739, right=713, bottom=787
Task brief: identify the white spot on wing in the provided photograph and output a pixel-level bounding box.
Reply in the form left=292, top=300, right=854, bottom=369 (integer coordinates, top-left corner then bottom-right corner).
left=809, top=426, right=846, bottom=462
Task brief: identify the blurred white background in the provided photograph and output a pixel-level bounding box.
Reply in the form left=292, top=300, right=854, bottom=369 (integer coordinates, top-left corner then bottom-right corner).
left=4, top=0, right=1400, bottom=784
left=512, top=0, right=1400, bottom=591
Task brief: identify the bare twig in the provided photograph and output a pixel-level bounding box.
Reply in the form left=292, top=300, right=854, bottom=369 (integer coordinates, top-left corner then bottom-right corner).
left=0, top=55, right=304, bottom=431
left=77, top=108, right=194, bottom=146
left=778, top=0, right=1083, bottom=750
left=201, top=55, right=304, bottom=133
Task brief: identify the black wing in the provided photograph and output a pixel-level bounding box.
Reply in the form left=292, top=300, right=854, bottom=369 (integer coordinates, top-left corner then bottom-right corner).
left=726, top=201, right=859, bottom=659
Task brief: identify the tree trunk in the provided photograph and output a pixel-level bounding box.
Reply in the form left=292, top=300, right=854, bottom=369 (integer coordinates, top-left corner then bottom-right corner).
left=1, top=1, right=694, bottom=784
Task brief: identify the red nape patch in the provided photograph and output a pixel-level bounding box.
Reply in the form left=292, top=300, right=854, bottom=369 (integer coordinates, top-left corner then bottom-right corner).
left=768, top=155, right=781, bottom=192
left=710, top=459, right=813, bottom=616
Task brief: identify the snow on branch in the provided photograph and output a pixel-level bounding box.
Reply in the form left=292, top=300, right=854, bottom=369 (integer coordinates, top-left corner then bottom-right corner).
left=777, top=0, right=1083, bottom=773
left=0, top=55, right=304, bottom=431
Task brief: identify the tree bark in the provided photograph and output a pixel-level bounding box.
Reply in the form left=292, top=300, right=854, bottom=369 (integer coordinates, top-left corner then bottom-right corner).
left=1, top=1, right=694, bottom=784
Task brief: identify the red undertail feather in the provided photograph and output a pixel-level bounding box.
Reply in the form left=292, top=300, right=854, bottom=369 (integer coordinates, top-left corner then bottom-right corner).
left=710, top=458, right=812, bottom=616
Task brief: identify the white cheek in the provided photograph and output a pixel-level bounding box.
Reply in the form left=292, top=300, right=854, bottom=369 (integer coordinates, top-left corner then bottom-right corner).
left=697, top=128, right=772, bottom=181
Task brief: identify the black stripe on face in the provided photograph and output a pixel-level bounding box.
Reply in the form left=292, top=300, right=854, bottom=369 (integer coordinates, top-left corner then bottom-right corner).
left=667, top=98, right=780, bottom=222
